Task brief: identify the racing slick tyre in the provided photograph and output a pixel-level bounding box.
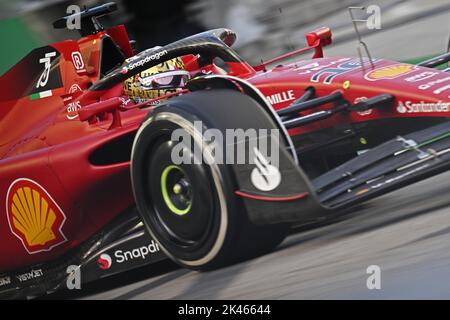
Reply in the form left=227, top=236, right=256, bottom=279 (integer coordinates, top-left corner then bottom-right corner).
left=131, top=89, right=290, bottom=270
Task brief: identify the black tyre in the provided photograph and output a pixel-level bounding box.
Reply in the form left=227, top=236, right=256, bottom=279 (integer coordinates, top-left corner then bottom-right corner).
left=131, top=89, right=290, bottom=270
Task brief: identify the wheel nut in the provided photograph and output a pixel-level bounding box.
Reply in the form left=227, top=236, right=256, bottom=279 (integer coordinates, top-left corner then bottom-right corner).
left=173, top=183, right=182, bottom=195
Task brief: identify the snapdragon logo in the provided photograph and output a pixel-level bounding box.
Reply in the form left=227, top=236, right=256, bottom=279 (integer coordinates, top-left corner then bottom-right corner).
left=122, top=50, right=168, bottom=74
left=115, top=241, right=161, bottom=263
left=98, top=253, right=112, bottom=270
left=97, top=241, right=161, bottom=271
left=170, top=121, right=280, bottom=167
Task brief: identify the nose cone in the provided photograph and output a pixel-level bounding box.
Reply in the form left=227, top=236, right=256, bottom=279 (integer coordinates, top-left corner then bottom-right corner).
left=249, top=57, right=450, bottom=117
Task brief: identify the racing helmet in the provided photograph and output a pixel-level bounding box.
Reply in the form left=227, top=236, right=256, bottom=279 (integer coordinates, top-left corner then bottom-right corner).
left=123, top=55, right=189, bottom=104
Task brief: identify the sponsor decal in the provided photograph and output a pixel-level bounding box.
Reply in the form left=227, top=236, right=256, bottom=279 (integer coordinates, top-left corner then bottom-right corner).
left=66, top=101, right=82, bottom=120
left=16, top=269, right=43, bottom=283
left=251, top=148, right=281, bottom=192
left=365, top=64, right=416, bottom=81
left=266, top=90, right=295, bottom=105
left=69, top=84, right=82, bottom=94
left=310, top=59, right=367, bottom=84
left=98, top=241, right=161, bottom=270
left=66, top=84, right=83, bottom=119
left=71, top=52, right=86, bottom=74
left=23, top=47, right=63, bottom=100
left=404, top=71, right=439, bottom=83
left=98, top=253, right=112, bottom=270
left=114, top=240, right=161, bottom=263
left=6, top=179, right=67, bottom=254
left=433, top=84, right=450, bottom=96
left=122, top=50, right=168, bottom=74
left=396, top=100, right=450, bottom=114
left=36, top=52, right=57, bottom=88
left=294, top=58, right=351, bottom=75
left=0, top=276, right=11, bottom=287
left=417, top=76, right=450, bottom=91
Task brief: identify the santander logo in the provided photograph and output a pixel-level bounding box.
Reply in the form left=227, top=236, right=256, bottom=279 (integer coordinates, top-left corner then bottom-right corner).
left=97, top=253, right=112, bottom=270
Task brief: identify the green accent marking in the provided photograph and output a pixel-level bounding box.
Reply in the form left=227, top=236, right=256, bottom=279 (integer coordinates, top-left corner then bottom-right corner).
left=29, top=93, right=40, bottom=101
left=0, top=17, right=43, bottom=75
left=161, top=165, right=191, bottom=216
left=417, top=132, right=450, bottom=148
left=404, top=54, right=449, bottom=70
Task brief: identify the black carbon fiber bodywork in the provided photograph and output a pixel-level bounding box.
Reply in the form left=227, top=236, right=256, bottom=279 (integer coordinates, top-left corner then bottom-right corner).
left=90, top=29, right=247, bottom=92
left=0, top=208, right=163, bottom=299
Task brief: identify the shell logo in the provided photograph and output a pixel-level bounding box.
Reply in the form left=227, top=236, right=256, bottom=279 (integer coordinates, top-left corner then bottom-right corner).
left=6, top=179, right=67, bottom=254
left=365, top=64, right=416, bottom=81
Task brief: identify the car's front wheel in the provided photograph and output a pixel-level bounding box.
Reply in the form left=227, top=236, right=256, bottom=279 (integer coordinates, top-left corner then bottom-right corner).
left=131, top=89, right=290, bottom=270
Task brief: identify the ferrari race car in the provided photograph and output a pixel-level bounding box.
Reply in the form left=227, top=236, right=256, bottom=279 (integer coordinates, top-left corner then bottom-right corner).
left=0, top=2, right=449, bottom=299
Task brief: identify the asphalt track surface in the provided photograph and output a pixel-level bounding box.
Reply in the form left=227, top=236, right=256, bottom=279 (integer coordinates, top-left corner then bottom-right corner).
left=48, top=170, right=450, bottom=300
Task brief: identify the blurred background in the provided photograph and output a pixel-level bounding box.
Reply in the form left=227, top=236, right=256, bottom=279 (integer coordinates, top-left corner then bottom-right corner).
left=0, top=0, right=449, bottom=75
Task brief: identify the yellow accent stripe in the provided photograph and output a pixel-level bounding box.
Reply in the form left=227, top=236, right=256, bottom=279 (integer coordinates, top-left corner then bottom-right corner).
left=11, top=203, right=28, bottom=233
left=15, top=190, right=34, bottom=234
left=33, top=189, right=41, bottom=231
left=24, top=187, right=37, bottom=234
left=41, top=198, right=49, bottom=227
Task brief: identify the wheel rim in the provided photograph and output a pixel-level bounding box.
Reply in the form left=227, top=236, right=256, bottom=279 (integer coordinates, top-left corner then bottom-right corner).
left=148, top=138, right=216, bottom=247
left=132, top=113, right=230, bottom=266
left=160, top=165, right=192, bottom=216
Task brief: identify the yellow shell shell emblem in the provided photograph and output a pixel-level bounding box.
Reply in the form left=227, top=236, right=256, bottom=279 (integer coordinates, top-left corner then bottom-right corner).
left=6, top=179, right=67, bottom=254
left=365, top=64, right=416, bottom=81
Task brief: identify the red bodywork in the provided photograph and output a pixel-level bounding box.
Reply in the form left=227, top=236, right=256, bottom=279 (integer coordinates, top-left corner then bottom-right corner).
left=0, top=25, right=449, bottom=272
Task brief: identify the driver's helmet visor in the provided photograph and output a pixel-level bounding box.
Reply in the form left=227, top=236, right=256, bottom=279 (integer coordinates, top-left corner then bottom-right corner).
left=137, top=70, right=191, bottom=90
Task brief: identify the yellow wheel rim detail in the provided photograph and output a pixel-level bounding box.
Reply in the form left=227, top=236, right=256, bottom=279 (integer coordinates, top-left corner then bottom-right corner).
left=160, top=165, right=192, bottom=216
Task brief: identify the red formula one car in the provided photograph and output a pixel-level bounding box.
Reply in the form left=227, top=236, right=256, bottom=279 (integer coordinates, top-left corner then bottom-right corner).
left=0, top=3, right=449, bottom=298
